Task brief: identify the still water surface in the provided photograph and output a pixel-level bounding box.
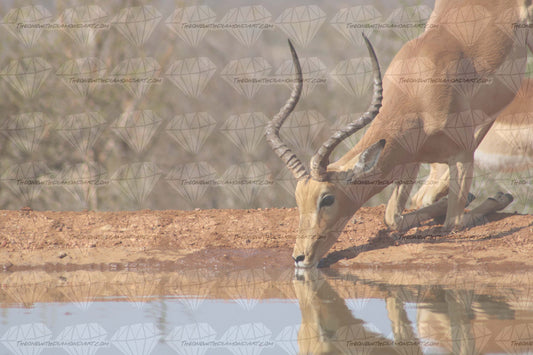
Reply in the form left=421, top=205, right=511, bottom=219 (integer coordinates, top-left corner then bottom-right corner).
left=0, top=259, right=532, bottom=355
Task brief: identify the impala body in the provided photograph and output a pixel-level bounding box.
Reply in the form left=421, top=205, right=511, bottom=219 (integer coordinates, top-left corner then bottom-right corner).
left=474, top=78, right=533, bottom=171
left=295, top=270, right=533, bottom=355
left=294, top=270, right=400, bottom=354
left=413, top=78, right=533, bottom=208
left=268, top=0, right=533, bottom=268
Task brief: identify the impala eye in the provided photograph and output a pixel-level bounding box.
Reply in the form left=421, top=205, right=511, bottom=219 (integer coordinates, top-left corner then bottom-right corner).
left=319, top=195, right=335, bottom=208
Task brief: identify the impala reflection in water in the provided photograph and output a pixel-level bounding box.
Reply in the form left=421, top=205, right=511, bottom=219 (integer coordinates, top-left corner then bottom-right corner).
left=0, top=264, right=532, bottom=355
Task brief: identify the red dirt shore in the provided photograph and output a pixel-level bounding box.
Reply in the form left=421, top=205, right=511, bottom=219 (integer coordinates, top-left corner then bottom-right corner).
left=0, top=206, right=532, bottom=270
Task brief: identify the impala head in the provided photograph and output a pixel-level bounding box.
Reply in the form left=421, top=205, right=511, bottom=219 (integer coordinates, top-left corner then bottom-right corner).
left=266, top=35, right=384, bottom=268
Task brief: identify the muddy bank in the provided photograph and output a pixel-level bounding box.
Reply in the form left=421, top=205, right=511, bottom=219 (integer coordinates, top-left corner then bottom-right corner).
left=0, top=206, right=532, bottom=270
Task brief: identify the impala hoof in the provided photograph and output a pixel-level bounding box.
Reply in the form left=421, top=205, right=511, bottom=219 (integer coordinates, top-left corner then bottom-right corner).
left=488, top=192, right=513, bottom=208
left=466, top=192, right=476, bottom=207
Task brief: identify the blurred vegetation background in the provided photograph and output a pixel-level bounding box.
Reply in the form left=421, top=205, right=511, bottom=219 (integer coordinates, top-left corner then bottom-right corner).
left=0, top=0, right=531, bottom=214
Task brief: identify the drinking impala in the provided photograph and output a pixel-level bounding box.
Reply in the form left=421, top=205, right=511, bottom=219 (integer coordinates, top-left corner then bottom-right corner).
left=267, top=1, right=533, bottom=268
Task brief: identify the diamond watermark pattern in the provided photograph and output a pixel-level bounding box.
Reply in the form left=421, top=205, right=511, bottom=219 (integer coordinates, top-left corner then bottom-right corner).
left=2, top=5, right=52, bottom=47
left=166, top=6, right=216, bottom=47
left=111, top=162, right=161, bottom=207
left=388, top=162, right=422, bottom=187
left=334, top=323, right=383, bottom=355
left=0, top=57, right=52, bottom=98
left=276, top=57, right=326, bottom=97
left=56, top=323, right=108, bottom=355
left=345, top=295, right=373, bottom=314
left=221, top=57, right=271, bottom=99
left=331, top=113, right=368, bottom=158
left=56, top=57, right=107, bottom=97
left=112, top=272, right=160, bottom=310
left=221, top=161, right=272, bottom=206
left=498, top=167, right=533, bottom=214
left=221, top=5, right=272, bottom=47
left=444, top=109, right=491, bottom=151
left=280, top=110, right=326, bottom=156
left=441, top=5, right=491, bottom=47
left=275, top=168, right=297, bottom=196
left=388, top=272, right=433, bottom=304
left=338, top=172, right=386, bottom=207
left=112, top=110, right=163, bottom=154
left=448, top=323, right=492, bottom=355
left=166, top=323, right=217, bottom=355
left=110, top=323, right=160, bottom=355
left=495, top=323, right=533, bottom=355
left=111, top=57, right=162, bottom=98
left=2, top=112, right=46, bottom=154
left=220, top=112, right=268, bottom=154
left=166, top=162, right=217, bottom=204
left=224, top=269, right=271, bottom=311
left=55, top=5, right=109, bottom=46
left=387, top=113, right=430, bottom=154
left=468, top=166, right=498, bottom=202
left=493, top=112, right=533, bottom=156
left=167, top=269, right=217, bottom=311
left=58, top=270, right=105, bottom=311
left=331, top=57, right=374, bottom=97
left=495, top=54, right=527, bottom=95
left=275, top=5, right=326, bottom=48
left=166, top=57, right=216, bottom=98
left=330, top=6, right=383, bottom=46
left=2, top=271, right=53, bottom=308
left=166, top=112, right=216, bottom=154
left=56, top=112, right=107, bottom=156
left=1, top=323, right=52, bottom=355
left=519, top=63, right=533, bottom=89
left=501, top=273, right=533, bottom=309
left=1, top=162, right=50, bottom=206
left=446, top=58, right=489, bottom=98
left=387, top=5, right=432, bottom=42
left=496, top=7, right=530, bottom=47
left=219, top=323, right=273, bottom=355
left=288, top=323, right=324, bottom=355
left=387, top=55, right=436, bottom=99
left=59, top=162, right=108, bottom=208
left=111, top=6, right=162, bottom=47
left=275, top=325, right=300, bottom=355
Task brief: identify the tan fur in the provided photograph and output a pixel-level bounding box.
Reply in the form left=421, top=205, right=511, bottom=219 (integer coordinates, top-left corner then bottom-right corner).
left=412, top=77, right=533, bottom=208
left=291, top=0, right=532, bottom=267
left=294, top=270, right=401, bottom=354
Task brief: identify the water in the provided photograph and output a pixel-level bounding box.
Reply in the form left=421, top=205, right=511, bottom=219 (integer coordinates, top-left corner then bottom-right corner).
left=0, top=260, right=532, bottom=355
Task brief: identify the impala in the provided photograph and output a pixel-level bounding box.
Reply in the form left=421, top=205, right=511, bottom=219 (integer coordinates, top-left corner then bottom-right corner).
left=294, top=269, right=401, bottom=354
left=412, top=78, right=533, bottom=208
left=294, top=269, right=533, bottom=355
left=267, top=0, right=533, bottom=268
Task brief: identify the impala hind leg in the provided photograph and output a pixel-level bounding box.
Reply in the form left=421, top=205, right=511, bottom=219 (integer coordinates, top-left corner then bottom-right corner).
left=462, top=192, right=514, bottom=226
left=397, top=193, right=475, bottom=230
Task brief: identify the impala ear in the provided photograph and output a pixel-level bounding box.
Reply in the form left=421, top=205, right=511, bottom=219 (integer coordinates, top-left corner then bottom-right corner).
left=351, top=139, right=385, bottom=177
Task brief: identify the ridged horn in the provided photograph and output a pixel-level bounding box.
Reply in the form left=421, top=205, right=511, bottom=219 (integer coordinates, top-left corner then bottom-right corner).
left=265, top=39, right=309, bottom=180
left=310, top=33, right=383, bottom=181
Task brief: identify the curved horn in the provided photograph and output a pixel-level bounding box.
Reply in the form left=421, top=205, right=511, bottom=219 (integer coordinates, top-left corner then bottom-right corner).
left=310, top=34, right=383, bottom=181
left=265, top=39, right=309, bottom=180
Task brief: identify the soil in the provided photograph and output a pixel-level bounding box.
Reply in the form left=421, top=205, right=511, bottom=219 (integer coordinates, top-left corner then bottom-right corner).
left=1, top=205, right=532, bottom=271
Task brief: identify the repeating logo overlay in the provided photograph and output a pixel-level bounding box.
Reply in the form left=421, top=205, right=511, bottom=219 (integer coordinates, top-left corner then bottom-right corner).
left=1, top=268, right=532, bottom=355
left=0, top=2, right=530, bottom=210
